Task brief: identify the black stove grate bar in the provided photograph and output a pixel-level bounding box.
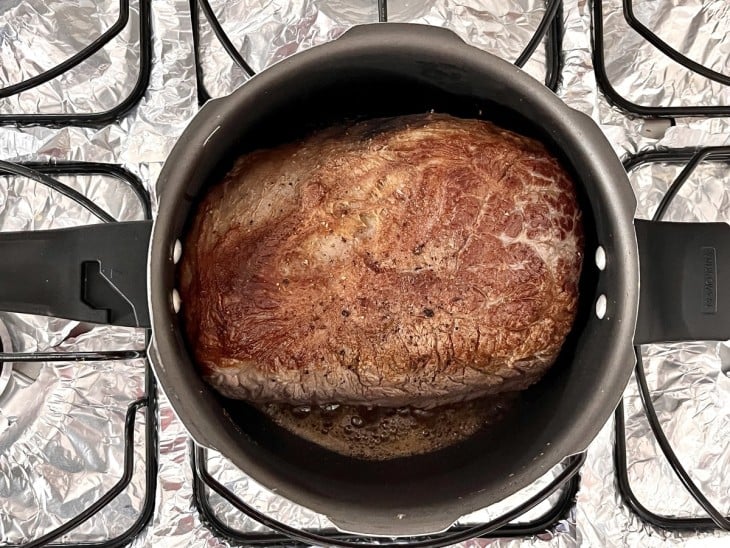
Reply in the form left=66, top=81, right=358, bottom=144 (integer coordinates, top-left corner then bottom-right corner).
left=623, top=0, right=730, bottom=87
left=0, top=350, right=144, bottom=363
left=0, top=0, right=128, bottom=98
left=614, top=403, right=730, bottom=532
left=543, top=0, right=564, bottom=92
left=592, top=0, right=730, bottom=117
left=190, top=0, right=211, bottom=105
left=0, top=161, right=158, bottom=547
left=0, top=161, right=115, bottom=222
left=514, top=0, right=561, bottom=69
left=192, top=445, right=582, bottom=546
left=190, top=0, right=564, bottom=105
left=615, top=147, right=730, bottom=531
left=0, top=0, right=152, bottom=127
left=17, top=395, right=152, bottom=547
left=2, top=355, right=158, bottom=548
left=198, top=0, right=256, bottom=79
left=5, top=161, right=154, bottom=218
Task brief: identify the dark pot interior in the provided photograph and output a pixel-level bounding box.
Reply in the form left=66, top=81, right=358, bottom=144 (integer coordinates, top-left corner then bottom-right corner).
left=189, top=69, right=602, bottom=494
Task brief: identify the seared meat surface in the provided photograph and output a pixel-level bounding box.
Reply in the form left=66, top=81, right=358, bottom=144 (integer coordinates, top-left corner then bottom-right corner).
left=179, top=113, right=584, bottom=407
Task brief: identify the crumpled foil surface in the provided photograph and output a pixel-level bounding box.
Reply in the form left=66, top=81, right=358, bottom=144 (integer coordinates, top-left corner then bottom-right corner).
left=0, top=170, right=150, bottom=543
left=0, top=0, right=729, bottom=546
left=598, top=0, right=730, bottom=109
left=202, top=447, right=574, bottom=533
left=196, top=0, right=552, bottom=98
left=0, top=0, right=142, bottom=115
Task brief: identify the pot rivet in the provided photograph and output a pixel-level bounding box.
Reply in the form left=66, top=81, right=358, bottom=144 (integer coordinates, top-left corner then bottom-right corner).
left=173, top=239, right=183, bottom=264
left=595, top=294, right=607, bottom=319
left=172, top=288, right=182, bottom=313
left=595, top=246, right=606, bottom=270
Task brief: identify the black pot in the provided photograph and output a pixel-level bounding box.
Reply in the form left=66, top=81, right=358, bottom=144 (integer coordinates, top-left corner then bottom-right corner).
left=1, top=24, right=728, bottom=537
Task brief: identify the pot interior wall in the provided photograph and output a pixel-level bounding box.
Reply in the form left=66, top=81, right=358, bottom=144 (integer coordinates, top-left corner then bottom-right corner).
left=174, top=61, right=607, bottom=519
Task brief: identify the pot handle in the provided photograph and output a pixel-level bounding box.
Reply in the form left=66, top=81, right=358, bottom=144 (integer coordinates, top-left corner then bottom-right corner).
left=0, top=221, right=152, bottom=328
left=634, top=219, right=730, bottom=344
left=338, top=22, right=467, bottom=44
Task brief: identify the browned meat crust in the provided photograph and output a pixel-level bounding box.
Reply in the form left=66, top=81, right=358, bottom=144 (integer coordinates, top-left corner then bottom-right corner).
left=179, top=113, right=584, bottom=408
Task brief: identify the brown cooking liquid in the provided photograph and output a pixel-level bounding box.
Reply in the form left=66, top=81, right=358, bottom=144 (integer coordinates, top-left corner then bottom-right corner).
left=258, top=394, right=516, bottom=460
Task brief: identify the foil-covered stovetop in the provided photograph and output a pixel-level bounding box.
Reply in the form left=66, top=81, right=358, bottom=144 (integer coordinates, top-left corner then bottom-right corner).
left=1, top=0, right=729, bottom=546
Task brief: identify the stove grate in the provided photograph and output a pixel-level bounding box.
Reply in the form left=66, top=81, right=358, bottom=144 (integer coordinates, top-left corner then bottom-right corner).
left=592, top=0, right=730, bottom=118
left=615, top=147, right=730, bottom=532
left=192, top=448, right=581, bottom=546
left=0, top=0, right=152, bottom=127
left=190, top=0, right=564, bottom=104
left=0, top=161, right=158, bottom=547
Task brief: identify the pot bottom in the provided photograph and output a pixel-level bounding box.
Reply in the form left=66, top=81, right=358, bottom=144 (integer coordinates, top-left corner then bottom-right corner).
left=258, top=393, right=517, bottom=460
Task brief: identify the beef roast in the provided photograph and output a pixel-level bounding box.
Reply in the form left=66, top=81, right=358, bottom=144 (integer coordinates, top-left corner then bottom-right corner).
left=178, top=113, right=584, bottom=408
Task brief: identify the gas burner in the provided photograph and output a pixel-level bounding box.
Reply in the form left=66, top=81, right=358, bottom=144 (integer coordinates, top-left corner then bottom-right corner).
left=0, top=319, right=11, bottom=400
left=0, top=319, right=42, bottom=409
left=0, top=161, right=157, bottom=547
left=192, top=445, right=581, bottom=545
left=0, top=320, right=42, bottom=406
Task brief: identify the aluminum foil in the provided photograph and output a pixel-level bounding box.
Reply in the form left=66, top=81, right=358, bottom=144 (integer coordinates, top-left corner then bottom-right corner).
left=1, top=0, right=729, bottom=546
left=201, top=448, right=573, bottom=534
left=196, top=0, right=552, bottom=99
left=573, top=158, right=730, bottom=548
left=599, top=0, right=730, bottom=110
left=0, top=0, right=142, bottom=115
left=0, top=172, right=149, bottom=543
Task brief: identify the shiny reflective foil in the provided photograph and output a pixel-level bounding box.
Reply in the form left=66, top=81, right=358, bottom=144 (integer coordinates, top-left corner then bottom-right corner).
left=0, top=172, right=149, bottom=543
left=598, top=0, right=730, bottom=110
left=0, top=0, right=142, bottom=115
left=201, top=448, right=574, bottom=535
left=0, top=0, right=729, bottom=546
left=195, top=0, right=553, bottom=98
left=575, top=156, right=730, bottom=548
